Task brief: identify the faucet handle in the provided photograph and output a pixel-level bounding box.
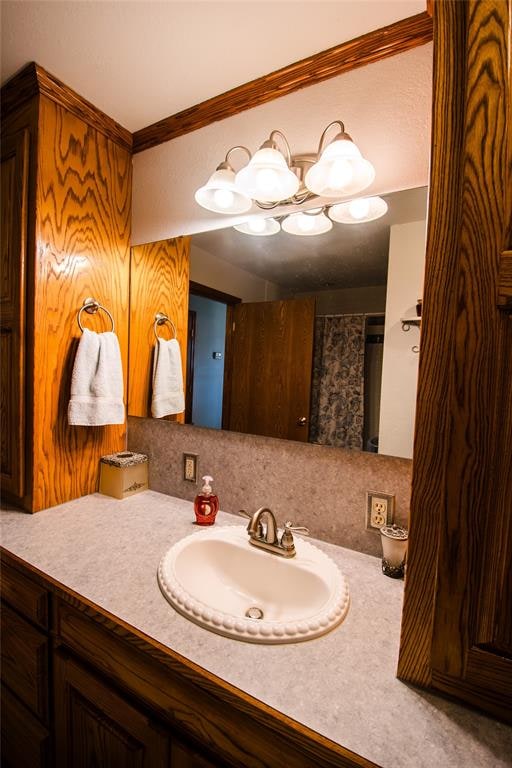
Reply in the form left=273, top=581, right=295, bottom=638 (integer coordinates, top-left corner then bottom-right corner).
left=283, top=521, right=310, bottom=536
left=280, top=520, right=310, bottom=552
left=237, top=509, right=251, bottom=519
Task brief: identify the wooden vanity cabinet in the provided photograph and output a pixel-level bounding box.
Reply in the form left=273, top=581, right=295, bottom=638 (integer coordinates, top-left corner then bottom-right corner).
left=0, top=551, right=373, bottom=768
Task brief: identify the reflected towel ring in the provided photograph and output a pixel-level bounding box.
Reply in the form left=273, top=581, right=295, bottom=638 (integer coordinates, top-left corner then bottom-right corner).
left=77, top=297, right=115, bottom=333
left=154, top=312, right=177, bottom=341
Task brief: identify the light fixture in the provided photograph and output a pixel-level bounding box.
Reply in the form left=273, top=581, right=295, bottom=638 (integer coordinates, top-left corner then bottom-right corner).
left=233, top=217, right=280, bottom=236
left=281, top=208, right=333, bottom=237
left=194, top=121, right=375, bottom=214
left=194, top=146, right=253, bottom=214
left=305, top=121, right=375, bottom=198
left=328, top=196, right=388, bottom=224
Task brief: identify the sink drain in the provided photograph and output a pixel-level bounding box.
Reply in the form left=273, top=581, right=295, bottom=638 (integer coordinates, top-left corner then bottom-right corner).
left=245, top=606, right=264, bottom=620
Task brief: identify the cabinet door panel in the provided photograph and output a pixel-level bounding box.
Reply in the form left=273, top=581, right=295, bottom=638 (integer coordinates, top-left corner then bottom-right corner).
left=54, top=651, right=170, bottom=768
left=0, top=560, right=49, bottom=629
left=0, top=601, right=48, bottom=722
left=1, top=684, right=50, bottom=768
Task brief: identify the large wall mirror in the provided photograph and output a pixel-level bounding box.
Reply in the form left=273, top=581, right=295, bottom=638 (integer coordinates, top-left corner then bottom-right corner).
left=187, top=186, right=427, bottom=458
left=131, top=37, right=433, bottom=460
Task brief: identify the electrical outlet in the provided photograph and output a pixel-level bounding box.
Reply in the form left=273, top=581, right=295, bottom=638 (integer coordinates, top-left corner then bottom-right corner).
left=366, top=491, right=395, bottom=531
left=183, top=453, right=198, bottom=483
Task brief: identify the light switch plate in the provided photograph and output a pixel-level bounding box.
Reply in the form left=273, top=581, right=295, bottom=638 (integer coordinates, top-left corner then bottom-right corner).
left=183, top=453, right=198, bottom=483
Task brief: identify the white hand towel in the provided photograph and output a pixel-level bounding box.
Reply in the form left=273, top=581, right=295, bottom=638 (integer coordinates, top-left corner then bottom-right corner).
left=151, top=338, right=185, bottom=418
left=68, top=328, right=125, bottom=426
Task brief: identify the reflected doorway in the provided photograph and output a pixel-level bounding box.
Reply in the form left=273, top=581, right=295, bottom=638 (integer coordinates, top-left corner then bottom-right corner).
left=185, top=282, right=240, bottom=428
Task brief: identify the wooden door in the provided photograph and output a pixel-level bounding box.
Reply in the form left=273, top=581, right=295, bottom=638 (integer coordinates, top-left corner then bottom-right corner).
left=129, top=237, right=190, bottom=418
left=54, top=651, right=170, bottom=768
left=0, top=130, right=28, bottom=501
left=398, top=0, right=512, bottom=722
left=227, top=297, right=315, bottom=441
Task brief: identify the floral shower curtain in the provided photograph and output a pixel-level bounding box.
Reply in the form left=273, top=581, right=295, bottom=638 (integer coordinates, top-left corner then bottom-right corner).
left=309, top=314, right=366, bottom=449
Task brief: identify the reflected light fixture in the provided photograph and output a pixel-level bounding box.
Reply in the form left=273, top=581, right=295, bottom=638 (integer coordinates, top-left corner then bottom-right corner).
left=194, top=121, right=375, bottom=215
left=281, top=208, right=333, bottom=237
left=328, top=196, right=388, bottom=224
left=233, top=217, right=280, bottom=236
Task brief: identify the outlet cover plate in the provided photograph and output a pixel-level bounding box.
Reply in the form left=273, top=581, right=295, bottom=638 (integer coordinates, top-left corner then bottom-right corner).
left=183, top=453, right=198, bottom=483
left=366, top=491, right=395, bottom=531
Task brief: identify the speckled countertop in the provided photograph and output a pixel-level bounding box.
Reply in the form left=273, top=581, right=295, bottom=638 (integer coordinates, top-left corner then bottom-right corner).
left=1, top=491, right=511, bottom=768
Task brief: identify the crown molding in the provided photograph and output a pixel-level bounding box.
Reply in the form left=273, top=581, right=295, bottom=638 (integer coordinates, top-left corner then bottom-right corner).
left=1, top=62, right=132, bottom=152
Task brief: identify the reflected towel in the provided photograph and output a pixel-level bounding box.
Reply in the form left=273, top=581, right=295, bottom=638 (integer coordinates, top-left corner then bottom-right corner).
left=67, top=329, right=125, bottom=426
left=151, top=338, right=185, bottom=418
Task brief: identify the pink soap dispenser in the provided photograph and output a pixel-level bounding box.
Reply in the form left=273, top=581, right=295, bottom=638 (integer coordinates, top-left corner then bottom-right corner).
left=194, top=475, right=219, bottom=526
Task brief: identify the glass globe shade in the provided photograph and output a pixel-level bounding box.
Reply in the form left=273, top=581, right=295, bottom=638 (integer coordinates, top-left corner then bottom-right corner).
left=235, top=147, right=300, bottom=203
left=195, top=167, right=252, bottom=214
left=281, top=210, right=332, bottom=236
left=233, top=217, right=280, bottom=236
left=305, top=137, right=375, bottom=197
left=328, top=196, right=388, bottom=224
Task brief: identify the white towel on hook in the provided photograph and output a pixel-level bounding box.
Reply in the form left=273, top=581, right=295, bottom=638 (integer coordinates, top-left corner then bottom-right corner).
left=151, top=338, right=185, bottom=418
left=68, top=328, right=125, bottom=426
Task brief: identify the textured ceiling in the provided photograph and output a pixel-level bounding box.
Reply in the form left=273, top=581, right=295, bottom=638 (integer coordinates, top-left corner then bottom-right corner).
left=191, top=186, right=428, bottom=292
left=1, top=0, right=425, bottom=132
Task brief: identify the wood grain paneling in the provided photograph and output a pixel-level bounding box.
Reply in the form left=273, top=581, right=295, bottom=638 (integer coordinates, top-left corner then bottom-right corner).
left=1, top=63, right=131, bottom=151
left=128, top=237, right=190, bottom=418
left=1, top=130, right=29, bottom=499
left=398, top=0, right=512, bottom=720
left=1, top=602, right=49, bottom=722
left=133, top=12, right=433, bottom=153
left=32, top=96, right=131, bottom=511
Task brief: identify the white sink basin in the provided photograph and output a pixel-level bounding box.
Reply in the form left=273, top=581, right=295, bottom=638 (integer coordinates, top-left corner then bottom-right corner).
left=158, top=525, right=349, bottom=643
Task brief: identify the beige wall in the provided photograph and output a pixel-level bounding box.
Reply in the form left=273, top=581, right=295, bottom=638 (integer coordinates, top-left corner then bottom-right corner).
left=378, top=220, right=426, bottom=458
left=292, top=284, right=386, bottom=315
left=190, top=242, right=281, bottom=302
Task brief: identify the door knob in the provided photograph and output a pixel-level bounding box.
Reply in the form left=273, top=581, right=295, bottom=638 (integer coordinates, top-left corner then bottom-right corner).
left=297, top=417, right=307, bottom=426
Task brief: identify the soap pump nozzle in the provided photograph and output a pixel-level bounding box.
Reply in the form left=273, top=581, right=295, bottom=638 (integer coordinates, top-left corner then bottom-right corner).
left=201, top=475, right=213, bottom=496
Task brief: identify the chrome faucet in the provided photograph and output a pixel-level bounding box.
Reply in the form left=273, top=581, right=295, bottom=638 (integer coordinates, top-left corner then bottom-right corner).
left=239, top=508, right=310, bottom=558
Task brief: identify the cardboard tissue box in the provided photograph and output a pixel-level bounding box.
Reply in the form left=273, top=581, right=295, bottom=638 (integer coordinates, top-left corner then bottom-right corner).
left=99, top=451, right=148, bottom=499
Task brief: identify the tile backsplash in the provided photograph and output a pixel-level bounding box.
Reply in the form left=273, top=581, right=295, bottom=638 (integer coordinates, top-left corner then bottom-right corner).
left=128, top=417, right=412, bottom=557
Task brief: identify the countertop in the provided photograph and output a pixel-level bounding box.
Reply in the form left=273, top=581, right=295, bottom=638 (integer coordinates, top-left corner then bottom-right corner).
left=1, top=491, right=511, bottom=768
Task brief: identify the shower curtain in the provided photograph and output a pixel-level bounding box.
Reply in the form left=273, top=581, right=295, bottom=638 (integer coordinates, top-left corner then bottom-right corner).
left=309, top=314, right=366, bottom=449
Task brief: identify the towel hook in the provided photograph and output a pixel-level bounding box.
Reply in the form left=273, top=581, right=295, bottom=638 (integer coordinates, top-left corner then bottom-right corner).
left=154, top=312, right=177, bottom=341
left=77, top=298, right=115, bottom=333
